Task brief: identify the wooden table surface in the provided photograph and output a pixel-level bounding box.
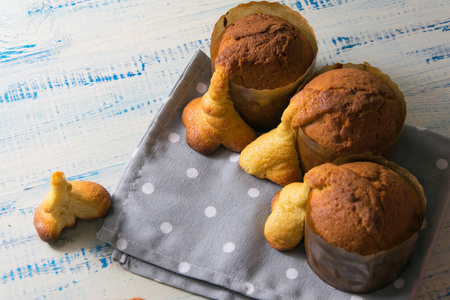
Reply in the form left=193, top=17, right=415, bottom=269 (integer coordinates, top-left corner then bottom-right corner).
left=1, top=0, right=449, bottom=299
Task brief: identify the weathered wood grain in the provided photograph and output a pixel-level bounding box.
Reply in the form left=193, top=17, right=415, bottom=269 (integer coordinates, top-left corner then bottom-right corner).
left=1, top=0, right=449, bottom=299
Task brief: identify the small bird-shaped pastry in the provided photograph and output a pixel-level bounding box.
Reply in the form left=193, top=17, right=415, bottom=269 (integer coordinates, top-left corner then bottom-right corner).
left=34, top=171, right=111, bottom=243
left=182, top=67, right=257, bottom=155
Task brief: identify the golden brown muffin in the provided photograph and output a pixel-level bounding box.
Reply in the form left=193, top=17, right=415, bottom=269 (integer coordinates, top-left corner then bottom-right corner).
left=212, top=13, right=314, bottom=90
left=34, top=171, right=111, bottom=243
left=291, top=63, right=406, bottom=171
left=305, top=161, right=424, bottom=255
left=303, top=158, right=426, bottom=292
left=210, top=1, right=318, bottom=130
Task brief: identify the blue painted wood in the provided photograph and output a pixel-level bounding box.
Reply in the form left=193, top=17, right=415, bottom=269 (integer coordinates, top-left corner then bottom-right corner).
left=0, top=0, right=449, bottom=299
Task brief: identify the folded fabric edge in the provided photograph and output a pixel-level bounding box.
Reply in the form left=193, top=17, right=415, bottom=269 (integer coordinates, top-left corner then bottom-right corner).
left=408, top=128, right=450, bottom=298
left=412, top=192, right=450, bottom=298
left=111, top=249, right=253, bottom=300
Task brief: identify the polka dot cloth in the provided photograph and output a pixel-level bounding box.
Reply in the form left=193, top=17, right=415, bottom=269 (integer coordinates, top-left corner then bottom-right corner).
left=196, top=82, right=208, bottom=94
left=394, top=278, right=406, bottom=289
left=142, top=183, right=154, bottom=194
left=229, top=153, right=240, bottom=162
left=223, top=242, right=235, bottom=253
left=97, top=52, right=450, bottom=300
left=178, top=262, right=190, bottom=273
left=186, top=168, right=198, bottom=178
left=436, top=158, right=448, bottom=170
left=168, top=132, right=180, bottom=143
left=204, top=206, right=216, bottom=218
left=286, top=268, right=298, bottom=280
left=247, top=188, right=260, bottom=198
left=160, top=222, right=173, bottom=234
left=242, top=282, right=255, bottom=295
left=116, top=238, right=128, bottom=251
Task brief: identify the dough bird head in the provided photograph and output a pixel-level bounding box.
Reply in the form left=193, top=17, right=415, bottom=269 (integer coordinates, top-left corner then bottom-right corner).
left=238, top=98, right=304, bottom=186
left=34, top=171, right=111, bottom=243
left=182, top=66, right=257, bottom=155
left=264, top=182, right=310, bottom=250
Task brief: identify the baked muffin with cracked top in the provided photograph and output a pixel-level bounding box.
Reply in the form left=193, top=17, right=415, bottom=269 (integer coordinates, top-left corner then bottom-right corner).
left=303, top=156, right=426, bottom=292
left=210, top=1, right=318, bottom=131
left=291, top=63, right=406, bottom=172
left=212, top=13, right=314, bottom=90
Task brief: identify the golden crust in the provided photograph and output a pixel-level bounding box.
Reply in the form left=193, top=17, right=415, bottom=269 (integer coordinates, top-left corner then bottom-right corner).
left=33, top=171, right=112, bottom=243
left=304, top=161, right=425, bottom=255
left=264, top=182, right=309, bottom=250
left=291, top=67, right=405, bottom=154
left=213, top=13, right=314, bottom=90
left=238, top=89, right=306, bottom=185
left=239, top=121, right=302, bottom=186
left=209, top=1, right=318, bottom=131
left=182, top=67, right=257, bottom=155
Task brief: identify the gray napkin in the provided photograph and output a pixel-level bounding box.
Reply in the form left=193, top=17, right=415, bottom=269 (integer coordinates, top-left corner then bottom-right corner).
left=97, top=50, right=450, bottom=300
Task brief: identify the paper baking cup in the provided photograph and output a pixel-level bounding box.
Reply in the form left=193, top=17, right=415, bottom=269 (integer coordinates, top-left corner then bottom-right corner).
left=294, top=62, right=406, bottom=172
left=210, top=1, right=318, bottom=131
left=305, top=155, right=426, bottom=293
left=305, top=224, right=419, bottom=293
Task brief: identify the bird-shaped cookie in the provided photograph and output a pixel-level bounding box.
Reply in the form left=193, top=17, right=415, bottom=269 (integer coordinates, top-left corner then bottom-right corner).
left=34, top=171, right=111, bottom=243
left=239, top=98, right=303, bottom=186
left=182, top=66, right=257, bottom=155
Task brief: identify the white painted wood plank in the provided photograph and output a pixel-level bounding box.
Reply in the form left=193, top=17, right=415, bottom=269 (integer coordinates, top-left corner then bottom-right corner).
left=1, top=0, right=449, bottom=299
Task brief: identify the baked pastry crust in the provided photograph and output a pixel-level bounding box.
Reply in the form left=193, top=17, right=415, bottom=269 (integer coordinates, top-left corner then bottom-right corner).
left=34, top=171, right=111, bottom=243
left=212, top=13, right=314, bottom=90
left=303, top=156, right=426, bottom=292
left=264, top=182, right=309, bottom=250
left=210, top=1, right=318, bottom=130
left=239, top=96, right=303, bottom=185
left=292, top=63, right=406, bottom=171
left=304, top=160, right=425, bottom=255
left=182, top=67, right=257, bottom=155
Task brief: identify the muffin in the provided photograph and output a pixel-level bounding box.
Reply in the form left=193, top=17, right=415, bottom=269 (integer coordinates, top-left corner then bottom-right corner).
left=291, top=63, right=406, bottom=172
left=210, top=1, right=318, bottom=131
left=303, top=156, right=426, bottom=292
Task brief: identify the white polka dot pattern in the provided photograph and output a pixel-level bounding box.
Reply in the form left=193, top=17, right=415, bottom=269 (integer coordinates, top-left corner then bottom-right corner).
left=204, top=206, right=217, bottom=218
left=142, top=183, right=155, bottom=194
left=229, top=153, right=240, bottom=162
left=168, top=132, right=180, bottom=143
left=436, top=158, right=448, bottom=170
left=116, top=238, right=128, bottom=251
left=286, top=268, right=298, bottom=279
left=196, top=82, right=208, bottom=93
left=394, top=278, right=405, bottom=289
left=160, top=222, right=173, bottom=234
left=178, top=262, right=190, bottom=273
left=248, top=188, right=260, bottom=198
left=242, top=282, right=255, bottom=295
left=186, top=168, right=199, bottom=178
left=223, top=242, right=235, bottom=253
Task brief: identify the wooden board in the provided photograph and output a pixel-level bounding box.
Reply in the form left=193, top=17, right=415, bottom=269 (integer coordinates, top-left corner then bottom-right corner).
left=1, top=0, right=449, bottom=299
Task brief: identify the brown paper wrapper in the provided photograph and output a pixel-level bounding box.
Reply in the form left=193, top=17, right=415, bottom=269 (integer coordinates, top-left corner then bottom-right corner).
left=305, top=155, right=426, bottom=293
left=295, top=62, right=407, bottom=172
left=210, top=1, right=318, bottom=131
left=305, top=224, right=419, bottom=293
